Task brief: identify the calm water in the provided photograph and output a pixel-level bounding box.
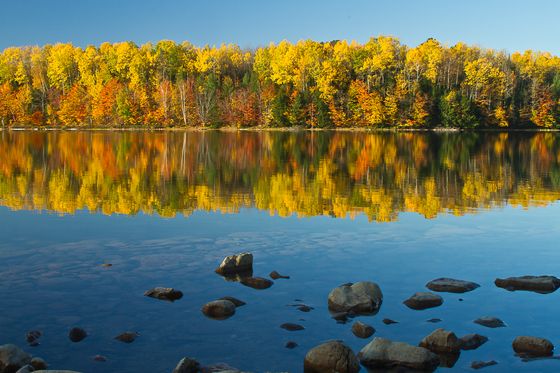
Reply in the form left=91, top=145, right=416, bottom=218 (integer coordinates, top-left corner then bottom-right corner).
left=1, top=130, right=560, bottom=373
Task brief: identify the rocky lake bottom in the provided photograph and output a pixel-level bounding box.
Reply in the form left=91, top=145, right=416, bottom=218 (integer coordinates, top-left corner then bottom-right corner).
left=2, top=204, right=560, bottom=372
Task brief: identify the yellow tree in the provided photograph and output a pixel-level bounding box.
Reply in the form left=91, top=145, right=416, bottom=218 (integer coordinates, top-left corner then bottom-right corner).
left=47, top=42, right=78, bottom=95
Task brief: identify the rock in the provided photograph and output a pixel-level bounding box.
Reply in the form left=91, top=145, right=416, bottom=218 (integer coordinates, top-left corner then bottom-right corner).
left=201, top=300, right=236, bottom=320
left=382, top=318, right=398, bottom=325
left=437, top=352, right=460, bottom=368
left=351, top=321, right=375, bottom=339
left=425, top=278, right=480, bottom=293
left=280, top=323, right=305, bottom=331
left=418, top=328, right=461, bottom=354
left=303, top=341, right=361, bottom=373
left=285, top=341, right=298, bottom=349
left=92, top=355, right=107, bottom=362
left=473, top=316, right=507, bottom=328
left=240, top=277, right=274, bottom=290
left=199, top=363, right=239, bottom=373
left=28, top=343, right=39, bottom=347
left=358, top=337, right=440, bottom=370
left=426, top=318, right=442, bottom=323
left=495, top=275, right=560, bottom=293
left=471, top=360, right=498, bottom=370
left=102, top=263, right=112, bottom=267
left=114, top=331, right=139, bottom=343
left=512, top=335, right=554, bottom=357
left=25, top=330, right=42, bottom=343
left=270, top=271, right=290, bottom=280
left=68, top=327, right=88, bottom=342
left=143, top=287, right=183, bottom=302
left=214, top=253, right=253, bottom=275
left=217, top=297, right=246, bottom=307
left=29, top=358, right=48, bottom=370
left=0, top=344, right=31, bottom=373
left=173, top=357, right=201, bottom=373
left=297, top=306, right=313, bottom=312
left=403, top=292, right=443, bottom=310
left=331, top=312, right=349, bottom=322
left=328, top=281, right=383, bottom=314
left=458, top=333, right=488, bottom=350
left=15, top=366, right=34, bottom=373
left=32, top=371, right=82, bottom=373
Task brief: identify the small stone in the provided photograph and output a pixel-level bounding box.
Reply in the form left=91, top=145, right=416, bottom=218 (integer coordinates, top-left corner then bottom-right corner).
left=351, top=321, right=375, bottom=339
left=201, top=300, right=236, bottom=320
left=285, top=341, right=298, bottom=349
left=425, top=278, right=480, bottom=293
left=25, top=330, right=42, bottom=343
left=28, top=342, right=40, bottom=347
left=217, top=297, right=246, bottom=307
left=102, top=263, right=112, bottom=267
left=473, top=316, right=507, bottom=328
left=512, top=335, right=554, bottom=357
left=471, top=360, right=498, bottom=369
left=459, top=333, right=488, bottom=350
left=304, top=341, right=361, bottom=373
left=68, top=327, right=88, bottom=342
left=382, top=318, right=399, bottom=324
left=114, top=331, right=139, bottom=343
left=418, top=328, right=461, bottom=354
left=29, top=357, right=48, bottom=370
left=297, top=305, right=314, bottom=312
left=173, top=357, right=201, bottom=373
left=280, top=323, right=305, bottom=331
left=93, top=355, right=108, bottom=362
left=269, top=271, right=290, bottom=280
left=403, top=292, right=444, bottom=310
left=427, top=318, right=442, bottom=323
left=240, top=277, right=274, bottom=290
left=331, top=312, right=349, bottom=322
left=143, top=287, right=184, bottom=302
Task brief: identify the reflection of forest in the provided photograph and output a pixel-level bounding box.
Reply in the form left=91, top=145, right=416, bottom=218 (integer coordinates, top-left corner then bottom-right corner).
left=1, top=130, right=560, bottom=221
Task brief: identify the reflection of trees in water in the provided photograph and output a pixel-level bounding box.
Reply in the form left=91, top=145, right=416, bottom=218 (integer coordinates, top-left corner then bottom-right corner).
left=1, top=130, right=559, bottom=221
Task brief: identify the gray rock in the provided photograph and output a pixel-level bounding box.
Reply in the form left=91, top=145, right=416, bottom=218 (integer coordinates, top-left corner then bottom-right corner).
left=418, top=328, right=461, bottom=354
left=240, top=277, right=274, bottom=290
left=143, top=287, right=183, bottom=302
left=358, top=337, right=440, bottom=370
left=425, top=278, right=480, bottom=293
left=403, top=292, right=443, bottom=310
left=29, top=358, right=48, bottom=370
left=351, top=321, right=375, bottom=339
left=114, top=331, right=139, bottom=343
left=173, top=357, right=201, bottom=373
left=303, top=341, right=361, bottom=373
left=201, top=300, right=236, bottom=320
left=473, top=316, right=507, bottom=328
left=15, top=365, right=34, bottom=373
left=0, top=344, right=31, bottom=373
left=512, top=335, right=554, bottom=357
left=328, top=281, right=383, bottom=314
left=68, top=327, right=88, bottom=342
left=214, top=253, right=253, bottom=275
left=458, top=333, right=488, bottom=350
left=495, top=275, right=560, bottom=293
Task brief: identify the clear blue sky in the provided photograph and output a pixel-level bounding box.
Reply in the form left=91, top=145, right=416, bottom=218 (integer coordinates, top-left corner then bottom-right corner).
left=1, top=0, right=559, bottom=56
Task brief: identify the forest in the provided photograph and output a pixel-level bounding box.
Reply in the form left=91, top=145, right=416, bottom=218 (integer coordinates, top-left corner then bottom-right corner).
left=1, top=36, right=560, bottom=129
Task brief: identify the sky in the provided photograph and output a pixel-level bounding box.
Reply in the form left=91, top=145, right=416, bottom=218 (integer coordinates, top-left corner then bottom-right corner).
left=1, top=0, right=559, bottom=56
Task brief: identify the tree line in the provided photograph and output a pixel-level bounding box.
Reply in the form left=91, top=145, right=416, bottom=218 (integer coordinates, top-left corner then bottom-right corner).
left=1, top=36, right=560, bottom=128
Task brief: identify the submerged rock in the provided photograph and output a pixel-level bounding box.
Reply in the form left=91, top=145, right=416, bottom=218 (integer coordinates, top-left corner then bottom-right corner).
left=173, top=357, right=200, bottom=373
left=473, top=316, right=507, bottom=328
left=382, top=318, right=399, bottom=325
left=297, top=305, right=314, bottom=312
left=418, top=328, right=461, bottom=354
left=201, top=300, right=236, bottom=320
left=114, top=331, right=139, bottom=343
left=240, top=277, right=274, bottom=290
left=0, top=344, right=31, bottom=373
left=494, top=275, right=560, bottom=293
left=280, top=323, right=305, bottom=331
left=217, top=296, right=246, bottom=307
left=351, top=321, right=375, bottom=339
left=68, top=327, right=88, bottom=342
left=25, top=330, right=42, bottom=343
left=425, top=278, right=480, bottom=293
left=458, top=333, right=488, bottom=350
left=270, top=271, right=290, bottom=280
left=426, top=318, right=442, bottom=323
left=199, top=363, right=240, bottom=373
left=214, top=253, right=253, bottom=275
left=403, top=292, right=443, bottom=310
left=143, top=287, right=184, bottom=302
left=358, top=337, right=440, bottom=370
left=92, top=355, right=108, bottom=362
left=328, top=281, right=383, bottom=314
left=304, top=341, right=361, bottom=373
left=471, top=360, right=498, bottom=370
left=512, top=335, right=554, bottom=357
left=29, top=357, right=49, bottom=370
left=285, top=341, right=298, bottom=349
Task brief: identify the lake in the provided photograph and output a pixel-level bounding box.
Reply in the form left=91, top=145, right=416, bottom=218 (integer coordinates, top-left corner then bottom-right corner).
left=1, top=130, right=560, bottom=373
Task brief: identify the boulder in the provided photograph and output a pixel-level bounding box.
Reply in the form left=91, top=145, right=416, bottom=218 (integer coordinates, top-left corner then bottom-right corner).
left=214, top=253, right=253, bottom=275
left=173, top=357, right=201, bottom=373
left=473, top=316, right=506, bottom=328
left=495, top=275, right=560, bottom=293
left=425, top=278, right=480, bottom=293
left=512, top=336, right=554, bottom=357
left=458, top=333, right=488, bottom=350
left=143, top=287, right=183, bottom=302
left=351, top=321, right=375, bottom=339
left=15, top=366, right=34, bottom=373
left=68, top=327, right=88, bottom=342
left=0, top=344, right=31, bottom=373
left=403, top=292, right=443, bottom=310
left=29, top=358, right=48, bottom=370
left=303, top=341, right=361, bottom=373
left=328, top=281, right=383, bottom=314
left=201, top=300, right=236, bottom=320
left=114, top=331, right=139, bottom=343
left=240, top=277, right=274, bottom=290
left=357, top=337, right=439, bottom=370
left=418, top=328, right=461, bottom=354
